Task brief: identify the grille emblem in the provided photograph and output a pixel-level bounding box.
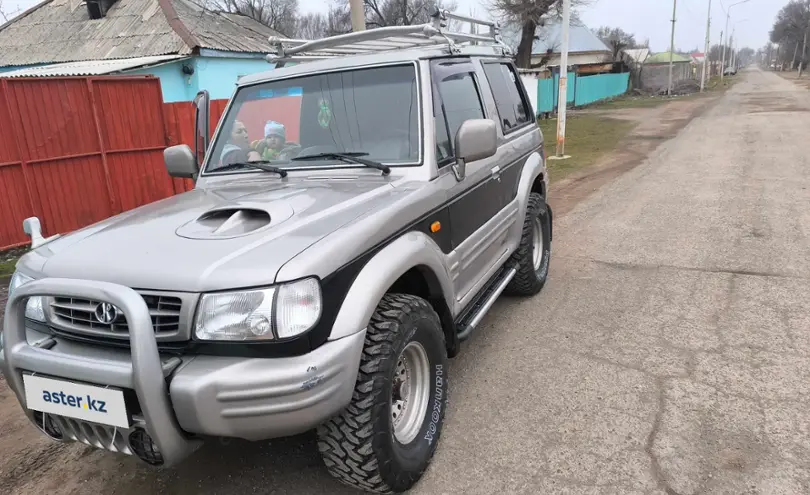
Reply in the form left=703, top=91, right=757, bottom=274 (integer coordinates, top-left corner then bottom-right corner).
left=94, top=302, right=120, bottom=324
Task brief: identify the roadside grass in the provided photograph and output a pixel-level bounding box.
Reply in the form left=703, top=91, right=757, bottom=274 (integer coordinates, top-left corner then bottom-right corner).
left=585, top=94, right=676, bottom=110
left=0, top=259, right=17, bottom=278
left=706, top=74, right=738, bottom=92
left=775, top=70, right=810, bottom=89
left=0, top=247, right=28, bottom=278
left=538, top=115, right=637, bottom=181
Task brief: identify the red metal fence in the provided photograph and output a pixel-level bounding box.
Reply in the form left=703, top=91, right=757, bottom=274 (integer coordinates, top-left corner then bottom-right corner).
left=0, top=76, right=226, bottom=250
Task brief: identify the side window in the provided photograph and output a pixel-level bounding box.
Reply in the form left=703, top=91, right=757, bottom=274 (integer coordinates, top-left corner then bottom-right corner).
left=433, top=68, right=486, bottom=164
left=483, top=62, right=532, bottom=133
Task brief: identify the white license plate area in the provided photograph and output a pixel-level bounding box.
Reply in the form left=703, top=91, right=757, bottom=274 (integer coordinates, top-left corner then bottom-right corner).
left=23, top=374, right=130, bottom=429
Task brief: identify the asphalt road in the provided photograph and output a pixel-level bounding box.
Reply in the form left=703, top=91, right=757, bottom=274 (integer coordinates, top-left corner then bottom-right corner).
left=3, top=68, right=810, bottom=494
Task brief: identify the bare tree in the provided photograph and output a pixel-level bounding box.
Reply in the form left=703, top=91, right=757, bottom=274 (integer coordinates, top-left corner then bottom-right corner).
left=217, top=0, right=300, bottom=36
left=0, top=0, right=21, bottom=23
left=771, top=0, right=810, bottom=70
left=363, top=0, right=457, bottom=28
left=294, top=1, right=354, bottom=39
left=594, top=26, right=637, bottom=61
left=488, top=0, right=590, bottom=69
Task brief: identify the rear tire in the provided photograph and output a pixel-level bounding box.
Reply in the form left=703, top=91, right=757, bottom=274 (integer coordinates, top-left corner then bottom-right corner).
left=317, top=294, right=448, bottom=494
left=505, top=192, right=551, bottom=296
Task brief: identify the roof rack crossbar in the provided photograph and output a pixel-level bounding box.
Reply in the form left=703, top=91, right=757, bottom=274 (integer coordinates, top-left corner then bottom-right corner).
left=266, top=10, right=511, bottom=64
left=272, top=25, right=438, bottom=57
left=434, top=9, right=497, bottom=29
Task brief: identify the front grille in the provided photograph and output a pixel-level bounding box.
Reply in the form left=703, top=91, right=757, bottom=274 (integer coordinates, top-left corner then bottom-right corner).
left=50, top=294, right=183, bottom=336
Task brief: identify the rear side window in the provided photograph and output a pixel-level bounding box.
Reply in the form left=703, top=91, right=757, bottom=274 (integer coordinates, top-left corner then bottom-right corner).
left=483, top=62, right=532, bottom=133
left=432, top=61, right=486, bottom=163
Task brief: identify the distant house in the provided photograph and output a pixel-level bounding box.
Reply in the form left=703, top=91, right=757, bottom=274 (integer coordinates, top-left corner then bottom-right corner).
left=639, top=51, right=696, bottom=93
left=623, top=48, right=651, bottom=66
left=0, top=0, right=283, bottom=102
left=502, top=19, right=614, bottom=74
left=644, top=52, right=693, bottom=65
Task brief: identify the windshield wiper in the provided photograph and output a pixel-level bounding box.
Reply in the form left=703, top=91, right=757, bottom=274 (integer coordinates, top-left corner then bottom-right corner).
left=291, top=152, right=391, bottom=175
left=212, top=161, right=288, bottom=177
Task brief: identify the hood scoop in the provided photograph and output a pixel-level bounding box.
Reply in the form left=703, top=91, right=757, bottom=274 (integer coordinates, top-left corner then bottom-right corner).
left=177, top=207, right=281, bottom=240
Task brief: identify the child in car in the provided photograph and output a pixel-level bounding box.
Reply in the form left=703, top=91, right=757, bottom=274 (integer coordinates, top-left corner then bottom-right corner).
left=251, top=120, right=301, bottom=160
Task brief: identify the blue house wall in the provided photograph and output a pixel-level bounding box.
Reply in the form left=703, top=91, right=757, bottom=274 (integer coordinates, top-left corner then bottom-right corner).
left=126, top=53, right=275, bottom=103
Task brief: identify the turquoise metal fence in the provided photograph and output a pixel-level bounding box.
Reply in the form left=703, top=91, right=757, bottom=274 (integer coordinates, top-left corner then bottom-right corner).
left=534, top=72, right=630, bottom=114
left=574, top=73, right=630, bottom=106
left=537, top=77, right=555, bottom=114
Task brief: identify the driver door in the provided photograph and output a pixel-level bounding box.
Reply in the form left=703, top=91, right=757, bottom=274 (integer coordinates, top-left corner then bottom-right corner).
left=431, top=58, right=504, bottom=302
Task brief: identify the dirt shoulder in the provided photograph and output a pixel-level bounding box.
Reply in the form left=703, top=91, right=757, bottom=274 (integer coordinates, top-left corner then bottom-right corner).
left=547, top=93, right=723, bottom=218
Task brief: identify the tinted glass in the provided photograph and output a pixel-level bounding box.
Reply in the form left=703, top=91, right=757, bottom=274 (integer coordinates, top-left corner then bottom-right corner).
left=434, top=71, right=485, bottom=159
left=433, top=87, right=453, bottom=162
left=483, top=62, right=531, bottom=132
left=205, top=64, right=419, bottom=172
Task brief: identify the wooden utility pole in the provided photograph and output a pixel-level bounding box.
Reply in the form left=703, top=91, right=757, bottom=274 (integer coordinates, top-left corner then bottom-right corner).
left=350, top=0, right=365, bottom=32
left=553, top=0, right=571, bottom=159
left=701, top=0, right=711, bottom=92
left=800, top=30, right=809, bottom=77
left=667, top=0, right=677, bottom=95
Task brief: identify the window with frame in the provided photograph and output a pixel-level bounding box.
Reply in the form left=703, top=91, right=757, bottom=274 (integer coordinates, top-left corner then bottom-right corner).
left=483, top=62, right=532, bottom=133
left=433, top=67, right=486, bottom=164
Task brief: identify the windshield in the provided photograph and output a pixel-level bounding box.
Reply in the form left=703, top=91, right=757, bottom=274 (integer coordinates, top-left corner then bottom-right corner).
left=204, top=63, right=420, bottom=174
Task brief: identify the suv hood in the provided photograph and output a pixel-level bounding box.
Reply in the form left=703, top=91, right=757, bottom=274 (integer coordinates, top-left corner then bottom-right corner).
left=26, top=177, right=396, bottom=292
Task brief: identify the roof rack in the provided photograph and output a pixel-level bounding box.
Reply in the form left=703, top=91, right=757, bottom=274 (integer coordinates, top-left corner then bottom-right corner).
left=266, top=9, right=513, bottom=66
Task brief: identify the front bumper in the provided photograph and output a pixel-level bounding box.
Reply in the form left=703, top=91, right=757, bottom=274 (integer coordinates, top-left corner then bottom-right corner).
left=2, top=278, right=365, bottom=466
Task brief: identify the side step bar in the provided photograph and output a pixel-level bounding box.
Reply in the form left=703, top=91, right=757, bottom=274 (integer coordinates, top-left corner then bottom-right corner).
left=456, top=266, right=517, bottom=342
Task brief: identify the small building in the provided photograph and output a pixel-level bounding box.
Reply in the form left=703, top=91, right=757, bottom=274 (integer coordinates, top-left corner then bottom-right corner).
left=623, top=48, right=651, bottom=66
left=640, top=51, right=696, bottom=93
left=502, top=19, right=614, bottom=75
left=0, top=0, right=282, bottom=102
left=644, top=52, right=694, bottom=65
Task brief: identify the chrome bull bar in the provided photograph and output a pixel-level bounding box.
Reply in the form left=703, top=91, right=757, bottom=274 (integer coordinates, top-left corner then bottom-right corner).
left=2, top=278, right=201, bottom=466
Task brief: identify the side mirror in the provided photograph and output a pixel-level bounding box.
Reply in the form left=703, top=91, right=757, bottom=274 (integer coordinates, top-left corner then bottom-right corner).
left=193, top=89, right=210, bottom=168
left=164, top=144, right=198, bottom=179
left=452, top=119, right=497, bottom=181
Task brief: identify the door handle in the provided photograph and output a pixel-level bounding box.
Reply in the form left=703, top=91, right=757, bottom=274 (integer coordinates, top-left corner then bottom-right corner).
left=491, top=166, right=502, bottom=181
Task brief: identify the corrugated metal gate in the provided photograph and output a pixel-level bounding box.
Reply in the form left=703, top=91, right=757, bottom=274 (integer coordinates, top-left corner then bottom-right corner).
left=0, top=76, right=225, bottom=250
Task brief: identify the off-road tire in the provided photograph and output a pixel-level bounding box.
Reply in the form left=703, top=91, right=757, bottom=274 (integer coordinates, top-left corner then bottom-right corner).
left=317, top=294, right=448, bottom=494
left=505, top=192, right=551, bottom=296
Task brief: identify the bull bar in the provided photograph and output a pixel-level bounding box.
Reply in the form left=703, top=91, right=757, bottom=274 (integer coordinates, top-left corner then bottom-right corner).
left=2, top=277, right=202, bottom=466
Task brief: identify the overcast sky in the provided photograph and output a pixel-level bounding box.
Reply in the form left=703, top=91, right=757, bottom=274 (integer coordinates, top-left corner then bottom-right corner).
left=2, top=0, right=791, bottom=53
left=299, top=0, right=791, bottom=53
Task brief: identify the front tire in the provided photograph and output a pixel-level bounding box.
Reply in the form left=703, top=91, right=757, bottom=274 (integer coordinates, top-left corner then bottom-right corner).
left=505, top=192, right=552, bottom=296
left=317, top=294, right=448, bottom=494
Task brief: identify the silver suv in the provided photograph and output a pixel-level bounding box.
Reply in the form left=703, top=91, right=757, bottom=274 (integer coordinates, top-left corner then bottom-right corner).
left=1, top=11, right=552, bottom=494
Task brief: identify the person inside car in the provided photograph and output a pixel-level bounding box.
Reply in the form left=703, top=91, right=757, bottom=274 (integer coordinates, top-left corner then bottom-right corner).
left=218, top=120, right=262, bottom=167
left=251, top=120, right=301, bottom=160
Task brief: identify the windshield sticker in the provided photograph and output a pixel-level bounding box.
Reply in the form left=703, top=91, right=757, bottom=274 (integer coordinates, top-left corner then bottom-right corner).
left=318, top=99, right=332, bottom=128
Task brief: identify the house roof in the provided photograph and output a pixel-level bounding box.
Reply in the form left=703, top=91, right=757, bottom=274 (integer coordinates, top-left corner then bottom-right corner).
left=645, top=52, right=692, bottom=64
left=624, top=48, right=650, bottom=64
left=0, top=54, right=187, bottom=77
left=0, top=0, right=282, bottom=68
left=502, top=19, right=610, bottom=56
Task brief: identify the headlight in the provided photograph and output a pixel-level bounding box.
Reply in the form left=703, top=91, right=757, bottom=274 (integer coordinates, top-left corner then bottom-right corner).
left=8, top=272, right=46, bottom=322
left=195, top=278, right=322, bottom=341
